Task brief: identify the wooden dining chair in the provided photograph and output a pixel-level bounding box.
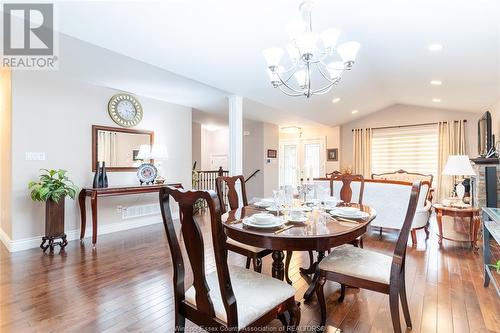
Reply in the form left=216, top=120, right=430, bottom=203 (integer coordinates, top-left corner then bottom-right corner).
left=159, top=186, right=301, bottom=332
left=315, top=181, right=421, bottom=333
left=330, top=172, right=365, bottom=248
left=285, top=173, right=366, bottom=284
left=215, top=175, right=272, bottom=272
left=330, top=172, right=365, bottom=205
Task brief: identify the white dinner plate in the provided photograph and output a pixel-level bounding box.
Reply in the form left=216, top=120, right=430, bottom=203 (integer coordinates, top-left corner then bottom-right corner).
left=287, top=215, right=308, bottom=223
left=243, top=217, right=284, bottom=229
left=254, top=201, right=272, bottom=208
left=329, top=209, right=369, bottom=219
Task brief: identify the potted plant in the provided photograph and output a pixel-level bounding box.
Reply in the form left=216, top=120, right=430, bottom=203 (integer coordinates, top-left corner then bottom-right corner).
left=489, top=260, right=500, bottom=274
left=28, top=169, right=79, bottom=253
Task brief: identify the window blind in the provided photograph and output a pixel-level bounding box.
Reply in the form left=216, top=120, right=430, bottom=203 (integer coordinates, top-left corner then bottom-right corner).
left=371, top=124, right=438, bottom=181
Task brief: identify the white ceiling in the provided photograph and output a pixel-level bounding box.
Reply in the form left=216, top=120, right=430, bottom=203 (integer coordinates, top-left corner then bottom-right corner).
left=51, top=0, right=500, bottom=126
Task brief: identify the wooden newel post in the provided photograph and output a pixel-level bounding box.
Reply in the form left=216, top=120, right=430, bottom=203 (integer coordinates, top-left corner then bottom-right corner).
left=218, top=166, right=224, bottom=176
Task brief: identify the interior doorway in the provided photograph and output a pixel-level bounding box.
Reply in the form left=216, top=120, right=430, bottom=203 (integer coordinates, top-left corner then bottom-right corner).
left=279, top=137, right=326, bottom=187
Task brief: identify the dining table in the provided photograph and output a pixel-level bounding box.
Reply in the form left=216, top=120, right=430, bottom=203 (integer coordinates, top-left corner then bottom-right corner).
left=222, top=203, right=377, bottom=301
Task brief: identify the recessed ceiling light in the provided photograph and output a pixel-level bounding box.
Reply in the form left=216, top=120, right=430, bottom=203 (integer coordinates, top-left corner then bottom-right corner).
left=332, top=97, right=341, bottom=103
left=432, top=98, right=441, bottom=103
left=430, top=80, right=442, bottom=86
left=351, top=109, right=359, bottom=114
left=428, top=43, right=443, bottom=51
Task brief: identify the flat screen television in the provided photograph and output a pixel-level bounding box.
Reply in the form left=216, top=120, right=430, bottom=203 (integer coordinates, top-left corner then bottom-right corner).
left=478, top=111, right=493, bottom=157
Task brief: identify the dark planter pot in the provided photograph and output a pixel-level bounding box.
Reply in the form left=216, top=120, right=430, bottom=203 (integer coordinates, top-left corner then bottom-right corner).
left=40, top=197, right=68, bottom=253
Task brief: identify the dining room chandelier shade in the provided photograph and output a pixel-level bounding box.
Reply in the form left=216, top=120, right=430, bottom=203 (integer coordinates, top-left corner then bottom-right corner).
left=262, top=1, right=360, bottom=98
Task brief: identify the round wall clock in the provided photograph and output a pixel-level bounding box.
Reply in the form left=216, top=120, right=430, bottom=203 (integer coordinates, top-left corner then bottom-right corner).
left=108, top=93, right=143, bottom=127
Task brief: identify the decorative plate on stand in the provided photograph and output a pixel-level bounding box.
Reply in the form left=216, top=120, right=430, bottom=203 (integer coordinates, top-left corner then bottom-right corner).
left=137, top=163, right=157, bottom=185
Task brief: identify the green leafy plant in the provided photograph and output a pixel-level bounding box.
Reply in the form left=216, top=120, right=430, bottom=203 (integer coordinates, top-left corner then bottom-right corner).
left=28, top=169, right=79, bottom=203
left=488, top=260, right=500, bottom=274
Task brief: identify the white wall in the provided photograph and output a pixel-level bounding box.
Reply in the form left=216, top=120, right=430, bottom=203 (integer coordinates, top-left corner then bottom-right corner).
left=0, top=69, right=12, bottom=239
left=200, top=127, right=229, bottom=170
left=491, top=99, right=500, bottom=140
left=243, top=120, right=264, bottom=199
left=10, top=71, right=192, bottom=241
left=192, top=122, right=201, bottom=170
left=341, top=104, right=481, bottom=169
left=263, top=123, right=279, bottom=196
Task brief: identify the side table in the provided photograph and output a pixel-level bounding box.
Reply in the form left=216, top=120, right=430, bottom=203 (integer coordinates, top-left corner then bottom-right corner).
left=433, top=204, right=481, bottom=251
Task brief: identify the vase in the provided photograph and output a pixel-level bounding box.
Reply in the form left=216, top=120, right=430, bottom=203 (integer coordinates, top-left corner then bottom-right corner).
left=93, top=161, right=101, bottom=188
left=101, top=162, right=109, bottom=188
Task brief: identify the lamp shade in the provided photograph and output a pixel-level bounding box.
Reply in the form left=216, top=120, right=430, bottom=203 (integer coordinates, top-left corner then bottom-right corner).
left=151, top=144, right=168, bottom=160
left=136, top=144, right=151, bottom=160
left=337, top=41, right=360, bottom=63
left=320, top=28, right=341, bottom=49
left=442, top=155, right=476, bottom=176
left=326, top=61, right=344, bottom=79
left=262, top=47, right=284, bottom=67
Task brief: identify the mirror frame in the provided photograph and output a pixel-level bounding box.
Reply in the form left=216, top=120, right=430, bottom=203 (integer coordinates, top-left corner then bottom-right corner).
left=92, top=125, right=154, bottom=172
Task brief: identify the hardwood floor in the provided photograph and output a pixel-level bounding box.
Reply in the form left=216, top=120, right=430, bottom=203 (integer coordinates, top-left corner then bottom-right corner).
left=1, top=214, right=499, bottom=333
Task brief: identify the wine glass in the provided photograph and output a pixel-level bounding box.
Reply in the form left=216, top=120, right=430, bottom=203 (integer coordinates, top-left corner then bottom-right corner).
left=273, top=190, right=284, bottom=216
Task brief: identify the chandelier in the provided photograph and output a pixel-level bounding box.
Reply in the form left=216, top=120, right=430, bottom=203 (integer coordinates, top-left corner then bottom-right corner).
left=262, top=1, right=360, bottom=98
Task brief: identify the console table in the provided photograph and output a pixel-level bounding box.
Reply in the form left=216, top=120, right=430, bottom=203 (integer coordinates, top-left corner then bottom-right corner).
left=483, top=207, right=500, bottom=297
left=79, top=183, right=182, bottom=246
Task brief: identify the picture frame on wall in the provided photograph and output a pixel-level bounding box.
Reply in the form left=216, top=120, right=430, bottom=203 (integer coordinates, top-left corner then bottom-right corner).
left=327, top=148, right=338, bottom=161
left=267, top=149, right=277, bottom=158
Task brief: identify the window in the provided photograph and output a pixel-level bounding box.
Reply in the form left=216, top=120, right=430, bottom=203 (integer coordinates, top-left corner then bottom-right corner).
left=371, top=124, right=438, bottom=181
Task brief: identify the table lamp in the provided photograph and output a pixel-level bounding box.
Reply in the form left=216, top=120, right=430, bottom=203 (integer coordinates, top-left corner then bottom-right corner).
left=442, top=155, right=476, bottom=202
left=136, top=144, right=152, bottom=161
left=151, top=144, right=168, bottom=183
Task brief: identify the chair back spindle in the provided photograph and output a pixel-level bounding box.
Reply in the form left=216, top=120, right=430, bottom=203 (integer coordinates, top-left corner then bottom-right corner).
left=216, top=175, right=248, bottom=214
left=330, top=173, right=365, bottom=204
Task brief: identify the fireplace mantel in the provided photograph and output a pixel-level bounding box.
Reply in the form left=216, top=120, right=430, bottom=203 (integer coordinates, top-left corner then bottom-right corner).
left=470, top=157, right=499, bottom=208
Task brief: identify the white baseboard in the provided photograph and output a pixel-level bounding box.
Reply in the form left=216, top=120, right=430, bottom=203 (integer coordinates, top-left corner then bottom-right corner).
left=0, top=215, right=165, bottom=253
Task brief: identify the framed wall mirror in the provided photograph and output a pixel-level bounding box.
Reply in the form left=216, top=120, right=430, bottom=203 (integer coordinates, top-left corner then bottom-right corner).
left=92, top=125, right=154, bottom=172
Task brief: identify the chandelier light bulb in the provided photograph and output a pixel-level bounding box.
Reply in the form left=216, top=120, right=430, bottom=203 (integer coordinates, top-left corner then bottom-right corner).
left=337, top=41, right=361, bottom=64
left=294, top=70, right=307, bottom=87
left=320, top=29, right=341, bottom=49
left=326, top=61, right=344, bottom=79
left=262, top=47, right=284, bottom=68
left=295, top=32, right=319, bottom=57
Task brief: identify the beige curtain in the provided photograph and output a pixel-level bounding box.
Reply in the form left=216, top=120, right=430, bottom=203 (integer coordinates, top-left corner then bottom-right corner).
left=353, top=128, right=372, bottom=178
left=437, top=120, right=467, bottom=200
left=97, top=130, right=117, bottom=166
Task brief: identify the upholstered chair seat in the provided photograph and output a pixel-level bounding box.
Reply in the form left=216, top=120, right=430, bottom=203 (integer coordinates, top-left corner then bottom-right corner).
left=226, top=237, right=266, bottom=253
left=185, top=265, right=296, bottom=328
left=318, top=244, right=392, bottom=284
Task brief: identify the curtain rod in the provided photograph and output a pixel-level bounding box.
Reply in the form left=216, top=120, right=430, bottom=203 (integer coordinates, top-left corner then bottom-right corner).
left=351, top=120, right=467, bottom=132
